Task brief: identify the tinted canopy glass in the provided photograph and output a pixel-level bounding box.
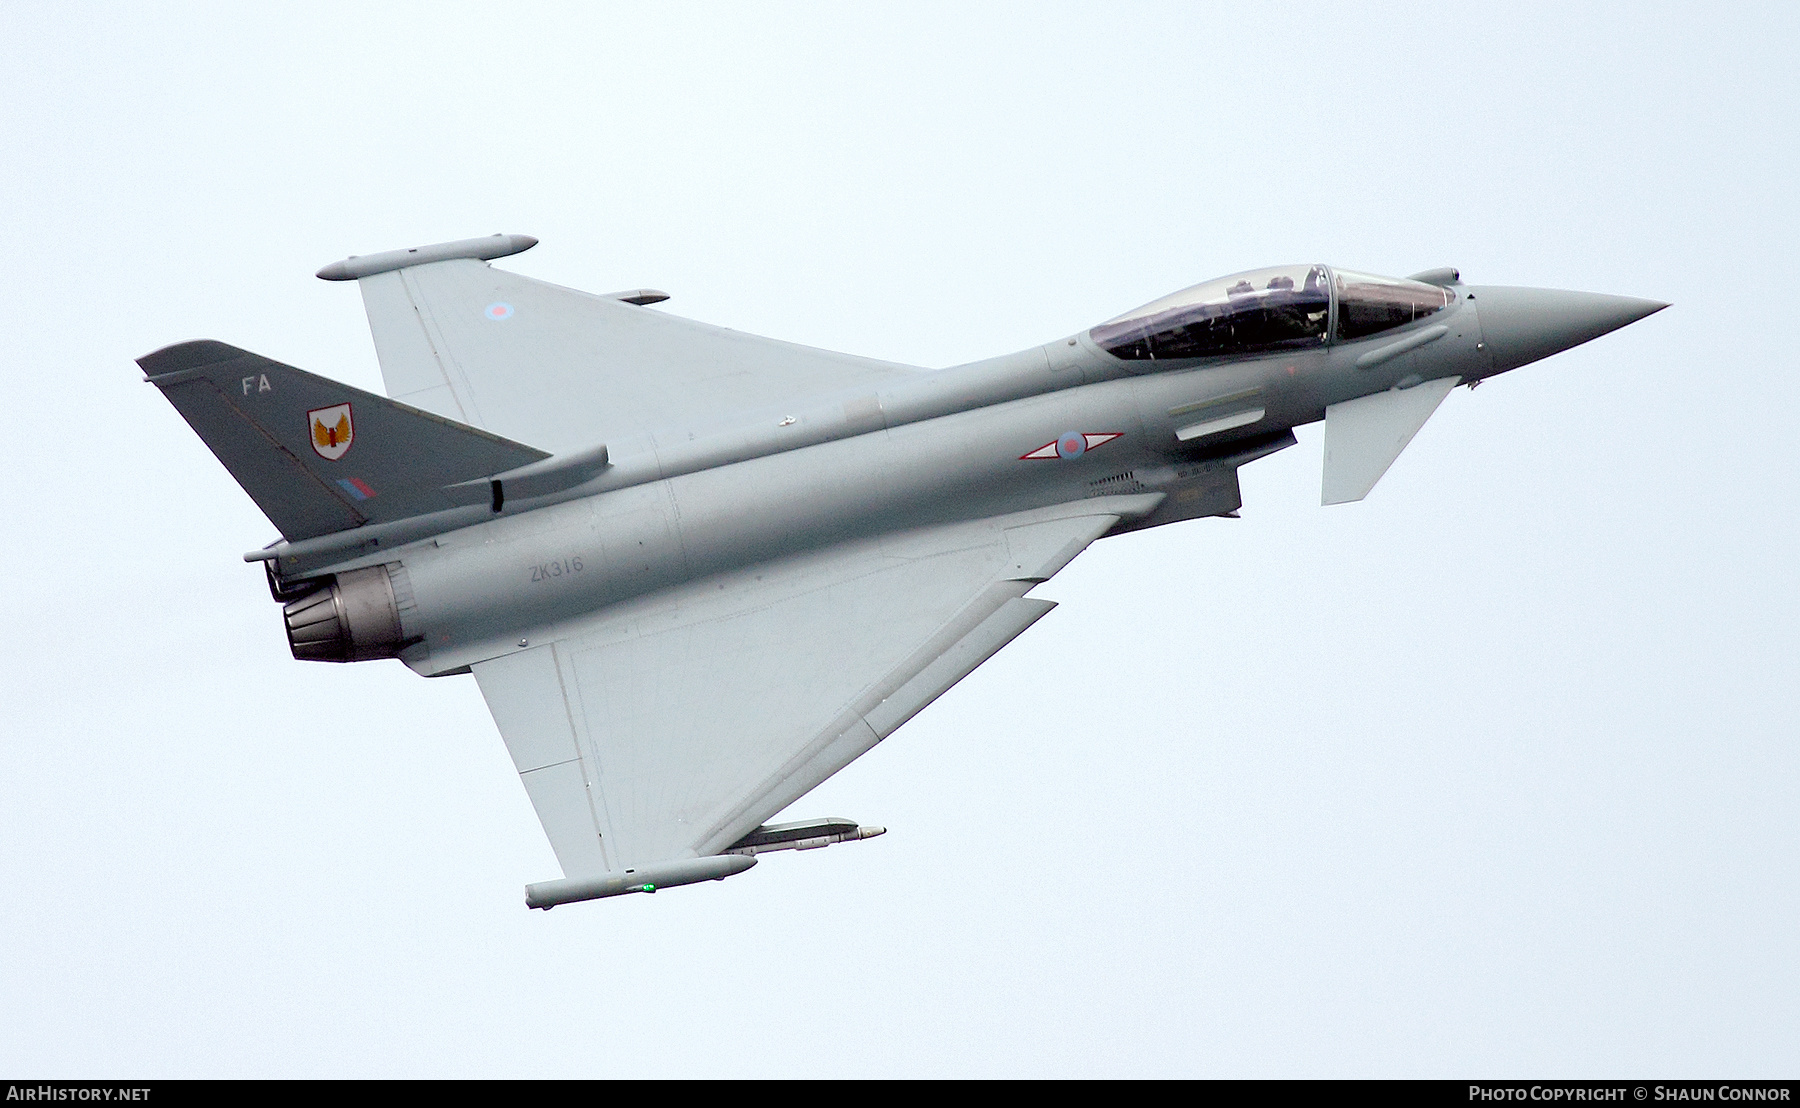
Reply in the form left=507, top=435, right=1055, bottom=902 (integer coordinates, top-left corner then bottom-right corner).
left=1090, top=264, right=1331, bottom=361
left=1334, top=270, right=1451, bottom=340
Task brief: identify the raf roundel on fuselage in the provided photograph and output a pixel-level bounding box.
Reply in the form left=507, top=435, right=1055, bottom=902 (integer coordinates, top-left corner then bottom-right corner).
left=1088, top=265, right=1452, bottom=361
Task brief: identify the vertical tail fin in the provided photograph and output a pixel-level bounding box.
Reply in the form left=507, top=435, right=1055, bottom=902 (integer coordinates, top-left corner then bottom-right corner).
left=140, top=340, right=549, bottom=541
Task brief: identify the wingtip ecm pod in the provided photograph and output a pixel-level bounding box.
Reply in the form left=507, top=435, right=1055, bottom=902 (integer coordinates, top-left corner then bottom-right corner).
left=315, top=233, right=539, bottom=281
left=522, top=819, right=889, bottom=908
left=525, top=855, right=758, bottom=909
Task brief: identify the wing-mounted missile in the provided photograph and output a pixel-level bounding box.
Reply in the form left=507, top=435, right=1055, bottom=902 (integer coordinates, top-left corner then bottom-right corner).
left=722, top=817, right=887, bottom=856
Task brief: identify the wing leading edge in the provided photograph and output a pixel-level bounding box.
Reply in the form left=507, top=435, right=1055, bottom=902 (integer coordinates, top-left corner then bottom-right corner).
left=470, top=493, right=1162, bottom=906
left=353, top=255, right=921, bottom=454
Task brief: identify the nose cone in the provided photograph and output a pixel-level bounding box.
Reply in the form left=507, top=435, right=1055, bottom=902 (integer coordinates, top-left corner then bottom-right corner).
left=1470, top=286, right=1668, bottom=373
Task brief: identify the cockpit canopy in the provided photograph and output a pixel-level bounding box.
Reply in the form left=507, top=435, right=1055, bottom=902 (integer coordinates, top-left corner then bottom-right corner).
left=1089, top=265, right=1451, bottom=362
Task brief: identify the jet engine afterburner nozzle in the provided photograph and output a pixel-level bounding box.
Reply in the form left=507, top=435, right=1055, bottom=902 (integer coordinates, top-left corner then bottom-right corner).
left=283, top=565, right=408, bottom=662
left=1469, top=286, right=1668, bottom=374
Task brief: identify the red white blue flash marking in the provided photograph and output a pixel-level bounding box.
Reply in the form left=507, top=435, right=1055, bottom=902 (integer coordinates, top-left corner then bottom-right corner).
left=336, top=477, right=376, bottom=500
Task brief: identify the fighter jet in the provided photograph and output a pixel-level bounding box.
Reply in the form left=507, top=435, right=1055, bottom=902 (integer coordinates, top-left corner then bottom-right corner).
left=140, top=235, right=1665, bottom=908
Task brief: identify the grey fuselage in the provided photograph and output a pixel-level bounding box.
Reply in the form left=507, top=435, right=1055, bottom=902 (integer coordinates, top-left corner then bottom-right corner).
left=276, top=281, right=1606, bottom=677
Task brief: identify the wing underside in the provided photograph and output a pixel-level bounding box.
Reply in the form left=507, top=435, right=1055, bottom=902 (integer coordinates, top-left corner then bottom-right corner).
left=470, top=494, right=1161, bottom=887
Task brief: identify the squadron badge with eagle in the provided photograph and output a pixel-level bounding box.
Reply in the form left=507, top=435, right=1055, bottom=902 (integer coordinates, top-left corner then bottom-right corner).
left=307, top=403, right=354, bottom=460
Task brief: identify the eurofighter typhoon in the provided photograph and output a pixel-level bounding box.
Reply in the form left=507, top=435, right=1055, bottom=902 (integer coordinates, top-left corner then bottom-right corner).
left=141, top=235, right=1665, bottom=908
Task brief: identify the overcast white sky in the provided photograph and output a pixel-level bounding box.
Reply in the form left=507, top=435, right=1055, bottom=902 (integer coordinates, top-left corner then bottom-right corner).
left=3, top=2, right=1796, bottom=1078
